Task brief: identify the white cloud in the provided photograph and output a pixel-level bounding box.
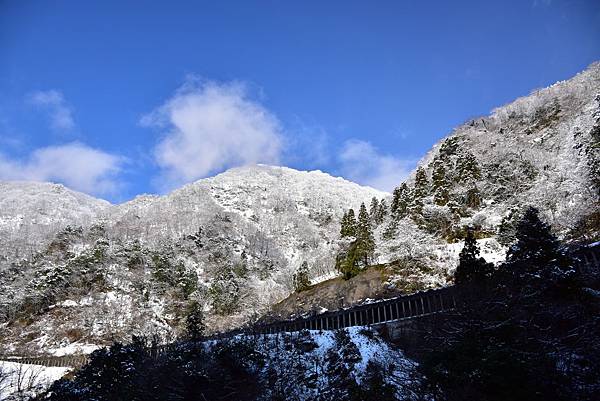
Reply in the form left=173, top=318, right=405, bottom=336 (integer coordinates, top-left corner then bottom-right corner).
left=0, top=142, right=123, bottom=196
left=28, top=90, right=75, bottom=131
left=142, top=79, right=283, bottom=189
left=338, top=139, right=413, bottom=192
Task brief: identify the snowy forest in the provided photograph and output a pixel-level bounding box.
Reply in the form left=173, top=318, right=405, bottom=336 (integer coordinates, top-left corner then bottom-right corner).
left=6, top=206, right=597, bottom=401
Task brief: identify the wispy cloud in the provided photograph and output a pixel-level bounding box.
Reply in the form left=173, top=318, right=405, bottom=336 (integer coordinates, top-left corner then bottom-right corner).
left=142, top=78, right=283, bottom=190
left=27, top=90, right=75, bottom=131
left=0, top=142, right=124, bottom=196
left=337, top=139, right=413, bottom=192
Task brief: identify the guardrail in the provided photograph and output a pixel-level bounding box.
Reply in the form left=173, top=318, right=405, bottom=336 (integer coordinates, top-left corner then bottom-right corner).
left=251, top=286, right=456, bottom=335
left=0, top=354, right=89, bottom=368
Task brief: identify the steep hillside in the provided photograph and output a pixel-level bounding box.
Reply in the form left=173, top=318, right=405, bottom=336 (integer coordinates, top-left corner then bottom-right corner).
left=0, top=182, right=110, bottom=261
left=0, top=166, right=385, bottom=354
left=267, top=62, right=600, bottom=319
left=377, top=62, right=599, bottom=259
left=406, top=62, right=600, bottom=238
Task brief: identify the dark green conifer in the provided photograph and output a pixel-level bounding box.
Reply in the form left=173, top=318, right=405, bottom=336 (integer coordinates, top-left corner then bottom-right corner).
left=409, top=167, right=429, bottom=221
left=504, top=206, right=578, bottom=295
left=454, top=229, right=493, bottom=285
left=431, top=157, right=450, bottom=206
left=369, top=197, right=380, bottom=221
left=340, top=208, right=358, bottom=237
left=439, top=136, right=460, bottom=158
left=391, top=183, right=409, bottom=218
left=465, top=186, right=482, bottom=209
left=382, top=217, right=398, bottom=240
left=356, top=202, right=375, bottom=266
left=347, top=208, right=357, bottom=236
left=497, top=208, right=519, bottom=246
left=185, top=301, right=206, bottom=339
left=506, top=207, right=570, bottom=272
left=340, top=210, right=349, bottom=237
left=456, top=152, right=481, bottom=183
left=293, top=261, right=311, bottom=292
left=413, top=167, right=429, bottom=199
left=377, top=199, right=388, bottom=224
left=391, top=186, right=402, bottom=213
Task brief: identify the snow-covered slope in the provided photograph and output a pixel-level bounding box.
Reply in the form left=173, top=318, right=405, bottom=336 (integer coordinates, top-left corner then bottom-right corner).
left=270, top=62, right=600, bottom=319
left=413, top=61, right=600, bottom=232
left=375, top=62, right=600, bottom=280
left=0, top=181, right=110, bottom=261
left=0, top=360, right=71, bottom=400
left=0, top=166, right=385, bottom=353
left=226, top=327, right=420, bottom=400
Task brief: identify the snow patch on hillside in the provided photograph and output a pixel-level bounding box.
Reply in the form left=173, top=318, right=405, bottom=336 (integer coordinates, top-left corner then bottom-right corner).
left=0, top=361, right=70, bottom=400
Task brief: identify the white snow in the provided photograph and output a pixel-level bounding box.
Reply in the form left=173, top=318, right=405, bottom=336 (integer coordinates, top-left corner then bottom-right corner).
left=49, top=343, right=99, bottom=357
left=0, top=361, right=70, bottom=400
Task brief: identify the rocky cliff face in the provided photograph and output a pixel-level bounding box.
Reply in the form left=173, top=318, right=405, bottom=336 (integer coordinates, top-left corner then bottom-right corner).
left=1, top=63, right=599, bottom=355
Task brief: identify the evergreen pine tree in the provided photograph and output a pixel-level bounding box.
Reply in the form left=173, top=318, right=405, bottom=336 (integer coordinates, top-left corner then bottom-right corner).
left=439, top=136, right=460, bottom=158
left=340, top=209, right=359, bottom=237
left=347, top=208, right=357, bottom=236
left=356, top=203, right=375, bottom=266
left=377, top=199, right=388, bottom=224
left=356, top=361, right=397, bottom=400
left=465, top=186, right=482, bottom=209
left=391, top=186, right=402, bottom=213
left=369, top=197, right=380, bottom=221
left=382, top=217, right=398, bottom=240
left=391, top=183, right=409, bottom=218
left=447, top=199, right=462, bottom=218
left=497, top=208, right=519, bottom=246
left=324, top=330, right=361, bottom=398
left=413, top=167, right=429, bottom=199
left=340, top=210, right=349, bottom=237
left=506, top=207, right=562, bottom=266
left=431, top=157, right=450, bottom=206
left=185, top=301, right=206, bottom=339
left=293, top=261, right=311, bottom=292
left=456, top=152, right=481, bottom=183
left=454, top=229, right=493, bottom=285
left=409, top=168, right=429, bottom=221
left=504, top=207, right=576, bottom=290
left=357, top=202, right=370, bottom=236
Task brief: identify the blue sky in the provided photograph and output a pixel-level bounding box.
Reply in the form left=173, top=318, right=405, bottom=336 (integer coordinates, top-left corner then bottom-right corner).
left=1, top=0, right=599, bottom=202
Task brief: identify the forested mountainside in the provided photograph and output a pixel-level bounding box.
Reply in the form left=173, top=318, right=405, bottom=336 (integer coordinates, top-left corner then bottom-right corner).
left=1, top=62, right=599, bottom=355
left=387, top=60, right=599, bottom=244
left=276, top=61, right=600, bottom=318
left=0, top=182, right=110, bottom=260
left=0, top=166, right=385, bottom=354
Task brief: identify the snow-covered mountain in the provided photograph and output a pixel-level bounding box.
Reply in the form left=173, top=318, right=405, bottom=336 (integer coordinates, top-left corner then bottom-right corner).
left=410, top=61, right=600, bottom=235
left=0, top=166, right=385, bottom=354
left=0, top=182, right=110, bottom=261
left=368, top=62, right=600, bottom=287
left=1, top=62, right=599, bottom=355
